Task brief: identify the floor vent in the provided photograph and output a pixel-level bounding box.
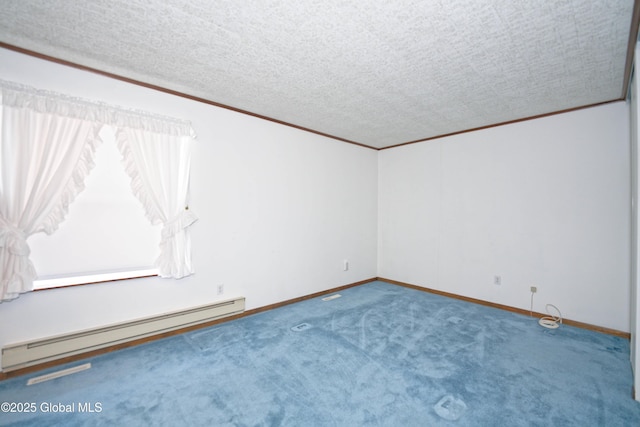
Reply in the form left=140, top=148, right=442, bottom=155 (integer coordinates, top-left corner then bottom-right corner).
left=2, top=297, right=245, bottom=372
left=27, top=363, right=92, bottom=386
left=291, top=323, right=313, bottom=332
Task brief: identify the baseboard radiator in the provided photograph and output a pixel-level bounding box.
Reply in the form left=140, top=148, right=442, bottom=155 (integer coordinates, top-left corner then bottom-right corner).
left=1, top=297, right=245, bottom=372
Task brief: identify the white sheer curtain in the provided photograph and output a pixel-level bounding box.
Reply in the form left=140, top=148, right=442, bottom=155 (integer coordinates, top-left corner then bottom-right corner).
left=0, top=79, right=197, bottom=302
left=116, top=128, right=197, bottom=279
left=0, top=84, right=103, bottom=301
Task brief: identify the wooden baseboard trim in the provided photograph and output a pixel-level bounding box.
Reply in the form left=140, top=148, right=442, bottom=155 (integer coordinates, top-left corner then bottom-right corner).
left=2, top=275, right=626, bottom=381
left=377, top=277, right=630, bottom=339
left=0, top=277, right=377, bottom=381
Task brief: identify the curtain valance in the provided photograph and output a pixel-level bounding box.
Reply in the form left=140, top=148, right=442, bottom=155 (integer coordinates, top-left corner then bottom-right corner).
left=0, top=79, right=195, bottom=137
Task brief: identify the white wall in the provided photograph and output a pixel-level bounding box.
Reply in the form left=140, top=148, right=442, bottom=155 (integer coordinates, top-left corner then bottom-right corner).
left=379, top=102, right=631, bottom=332
left=0, top=45, right=632, bottom=367
left=0, top=48, right=378, bottom=356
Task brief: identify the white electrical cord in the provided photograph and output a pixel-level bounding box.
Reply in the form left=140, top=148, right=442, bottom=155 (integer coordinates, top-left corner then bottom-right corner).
left=538, top=304, right=562, bottom=329
left=530, top=292, right=534, bottom=317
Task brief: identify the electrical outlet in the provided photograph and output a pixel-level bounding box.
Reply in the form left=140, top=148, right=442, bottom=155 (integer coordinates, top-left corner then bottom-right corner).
left=494, top=275, right=501, bottom=285
left=217, top=284, right=224, bottom=295
left=530, top=286, right=537, bottom=293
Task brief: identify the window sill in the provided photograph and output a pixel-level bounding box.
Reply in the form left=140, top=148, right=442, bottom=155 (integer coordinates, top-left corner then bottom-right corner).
left=33, top=268, right=159, bottom=290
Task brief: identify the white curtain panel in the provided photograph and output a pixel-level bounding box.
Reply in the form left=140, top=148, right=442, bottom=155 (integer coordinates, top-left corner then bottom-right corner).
left=0, top=87, right=102, bottom=302
left=116, top=128, right=197, bottom=279
left=0, top=79, right=196, bottom=302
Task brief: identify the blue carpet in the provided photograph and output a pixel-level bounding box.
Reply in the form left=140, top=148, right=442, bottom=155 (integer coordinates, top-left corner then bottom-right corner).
left=1, top=281, right=639, bottom=426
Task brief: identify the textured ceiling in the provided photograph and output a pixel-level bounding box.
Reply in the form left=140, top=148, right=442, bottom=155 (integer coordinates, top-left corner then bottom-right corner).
left=0, top=0, right=637, bottom=149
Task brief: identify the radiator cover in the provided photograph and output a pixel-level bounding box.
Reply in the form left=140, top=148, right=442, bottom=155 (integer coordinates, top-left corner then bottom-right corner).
left=2, top=297, right=245, bottom=372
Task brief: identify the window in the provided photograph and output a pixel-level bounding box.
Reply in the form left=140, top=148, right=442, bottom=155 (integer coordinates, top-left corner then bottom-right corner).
left=0, top=79, right=196, bottom=302
left=29, top=126, right=161, bottom=289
